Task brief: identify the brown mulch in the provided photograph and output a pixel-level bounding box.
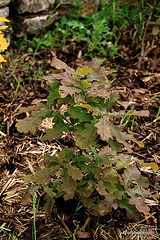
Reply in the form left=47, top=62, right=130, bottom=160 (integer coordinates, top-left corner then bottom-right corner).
left=0, top=34, right=160, bottom=239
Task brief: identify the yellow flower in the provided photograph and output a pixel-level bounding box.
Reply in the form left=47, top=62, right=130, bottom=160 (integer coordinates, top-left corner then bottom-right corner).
left=0, top=17, right=9, bottom=67
left=0, top=34, right=7, bottom=51
left=0, top=17, right=10, bottom=22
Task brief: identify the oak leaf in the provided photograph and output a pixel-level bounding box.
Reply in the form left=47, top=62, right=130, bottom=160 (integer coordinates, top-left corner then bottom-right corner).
left=42, top=121, right=69, bottom=141
left=115, top=154, right=131, bottom=169
left=63, top=163, right=83, bottom=180
left=105, top=91, right=119, bottom=109
left=78, top=180, right=95, bottom=197
left=96, top=180, right=107, bottom=195
left=68, top=106, right=92, bottom=122
left=129, top=197, right=150, bottom=215
left=34, top=166, right=59, bottom=184
left=63, top=193, right=75, bottom=201
left=111, top=123, right=132, bottom=153
left=102, top=167, right=119, bottom=184
left=76, top=120, right=97, bottom=149
left=61, top=169, right=77, bottom=195
left=118, top=197, right=141, bottom=220
left=95, top=116, right=112, bottom=141
left=127, top=110, right=149, bottom=117
left=51, top=58, right=75, bottom=74
left=76, top=68, right=92, bottom=75
left=98, top=192, right=121, bottom=216
left=136, top=175, right=149, bottom=188
left=59, top=85, right=81, bottom=98
left=122, top=164, right=141, bottom=188
left=142, top=162, right=159, bottom=172
left=16, top=109, right=48, bottom=133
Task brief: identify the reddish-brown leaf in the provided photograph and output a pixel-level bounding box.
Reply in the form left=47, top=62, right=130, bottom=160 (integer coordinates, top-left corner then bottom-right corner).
left=96, top=180, right=107, bottom=195
left=98, top=192, right=121, bottom=216
left=34, top=166, right=59, bottom=184
left=61, top=169, right=77, bottom=195
left=111, top=124, right=132, bottom=153
left=59, top=86, right=81, bottom=98
left=51, top=58, right=75, bottom=74
left=102, top=167, right=119, bottom=184
left=63, top=193, right=75, bottom=201
left=129, top=197, right=150, bottom=215
left=63, top=163, right=83, bottom=180
left=95, top=116, right=112, bottom=141
left=122, top=164, right=141, bottom=188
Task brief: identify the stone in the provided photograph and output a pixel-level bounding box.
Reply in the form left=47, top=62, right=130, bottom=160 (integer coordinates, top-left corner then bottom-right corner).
left=12, top=0, right=55, bottom=14
left=12, top=11, right=61, bottom=38
left=0, top=6, right=9, bottom=19
left=11, top=3, right=76, bottom=38
left=60, top=0, right=74, bottom=4
left=9, top=0, right=100, bottom=38
left=0, top=0, right=11, bottom=8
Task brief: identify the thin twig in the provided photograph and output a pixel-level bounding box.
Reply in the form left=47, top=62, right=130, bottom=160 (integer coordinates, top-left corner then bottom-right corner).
left=82, top=216, right=91, bottom=230
left=57, top=215, right=72, bottom=236
left=137, top=1, right=156, bottom=69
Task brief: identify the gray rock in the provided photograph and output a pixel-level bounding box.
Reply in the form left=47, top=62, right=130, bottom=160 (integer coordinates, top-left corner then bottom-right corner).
left=12, top=2, right=77, bottom=38
left=12, top=0, right=55, bottom=14
left=0, top=0, right=11, bottom=8
left=13, top=11, right=61, bottom=38
left=60, top=0, right=74, bottom=4
left=5, top=0, right=100, bottom=40
left=0, top=6, right=9, bottom=19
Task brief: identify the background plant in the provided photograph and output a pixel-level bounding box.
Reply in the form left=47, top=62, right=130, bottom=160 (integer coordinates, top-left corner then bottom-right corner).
left=11, top=0, right=152, bottom=57
left=16, top=58, right=158, bottom=219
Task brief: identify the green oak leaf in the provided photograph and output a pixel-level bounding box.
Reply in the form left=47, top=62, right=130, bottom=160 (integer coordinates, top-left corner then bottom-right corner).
left=63, top=163, right=83, bottom=180
left=76, top=120, right=97, bottom=149
left=42, top=121, right=69, bottom=141
left=136, top=175, right=149, bottom=188
left=47, top=82, right=61, bottom=105
left=58, top=148, right=74, bottom=164
left=68, top=106, right=92, bottom=122
left=16, top=108, right=48, bottom=133
left=118, top=197, right=141, bottom=220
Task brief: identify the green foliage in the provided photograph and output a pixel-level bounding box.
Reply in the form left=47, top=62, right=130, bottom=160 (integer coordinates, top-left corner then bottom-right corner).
left=49, top=1, right=151, bottom=55
left=11, top=1, right=152, bottom=57
left=16, top=58, right=155, bottom=219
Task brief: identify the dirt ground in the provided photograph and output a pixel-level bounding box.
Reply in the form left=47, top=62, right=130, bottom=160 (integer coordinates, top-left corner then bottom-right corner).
left=0, top=33, right=160, bottom=239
